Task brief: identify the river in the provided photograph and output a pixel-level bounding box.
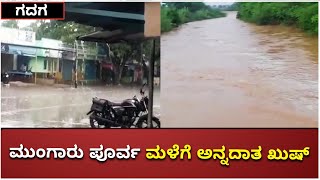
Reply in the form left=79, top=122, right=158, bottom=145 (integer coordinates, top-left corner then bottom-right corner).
left=161, top=11, right=318, bottom=128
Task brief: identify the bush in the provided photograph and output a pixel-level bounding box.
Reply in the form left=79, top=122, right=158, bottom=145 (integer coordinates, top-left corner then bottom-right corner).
left=161, top=8, right=173, bottom=32
left=295, top=3, right=318, bottom=34
left=237, top=2, right=318, bottom=35
left=177, top=7, right=190, bottom=24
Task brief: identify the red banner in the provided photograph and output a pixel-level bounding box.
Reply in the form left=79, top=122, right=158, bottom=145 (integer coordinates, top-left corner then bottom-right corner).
left=1, top=129, right=318, bottom=178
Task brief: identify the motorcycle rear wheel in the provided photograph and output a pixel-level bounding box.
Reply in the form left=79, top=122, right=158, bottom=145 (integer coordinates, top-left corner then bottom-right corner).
left=89, top=115, right=111, bottom=128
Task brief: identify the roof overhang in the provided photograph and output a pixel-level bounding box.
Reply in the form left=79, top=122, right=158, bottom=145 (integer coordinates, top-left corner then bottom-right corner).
left=64, top=2, right=160, bottom=43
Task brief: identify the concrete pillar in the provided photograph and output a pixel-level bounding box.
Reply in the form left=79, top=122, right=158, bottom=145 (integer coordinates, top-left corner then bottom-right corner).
left=13, top=54, right=18, bottom=70
left=147, top=39, right=155, bottom=128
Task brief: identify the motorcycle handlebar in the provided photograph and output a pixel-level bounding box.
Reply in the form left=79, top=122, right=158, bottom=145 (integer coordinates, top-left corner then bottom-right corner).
left=140, top=83, right=147, bottom=95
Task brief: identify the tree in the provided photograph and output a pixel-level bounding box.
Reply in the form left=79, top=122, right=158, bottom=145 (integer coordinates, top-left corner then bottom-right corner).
left=108, top=39, right=160, bottom=85
left=109, top=42, right=136, bottom=85
left=1, top=20, right=19, bottom=28
left=35, top=20, right=96, bottom=45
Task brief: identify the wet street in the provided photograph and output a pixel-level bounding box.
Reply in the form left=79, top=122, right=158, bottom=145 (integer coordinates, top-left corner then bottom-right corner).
left=161, top=11, right=318, bottom=128
left=1, top=84, right=160, bottom=128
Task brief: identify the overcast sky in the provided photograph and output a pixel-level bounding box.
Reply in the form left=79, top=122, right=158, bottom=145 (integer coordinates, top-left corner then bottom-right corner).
left=17, top=20, right=37, bottom=28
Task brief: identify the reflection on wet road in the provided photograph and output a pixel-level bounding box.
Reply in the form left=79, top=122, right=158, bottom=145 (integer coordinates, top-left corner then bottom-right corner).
left=1, top=85, right=160, bottom=128
left=161, top=11, right=318, bottom=127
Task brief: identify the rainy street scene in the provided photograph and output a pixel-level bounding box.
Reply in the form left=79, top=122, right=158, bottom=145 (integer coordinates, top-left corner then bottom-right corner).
left=1, top=85, right=160, bottom=128
left=161, top=2, right=318, bottom=128
left=1, top=2, right=161, bottom=128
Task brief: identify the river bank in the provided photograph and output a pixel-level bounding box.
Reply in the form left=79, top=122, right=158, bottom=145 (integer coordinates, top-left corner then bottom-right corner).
left=237, top=2, right=318, bottom=35
left=161, top=3, right=226, bottom=33
left=161, top=11, right=318, bottom=128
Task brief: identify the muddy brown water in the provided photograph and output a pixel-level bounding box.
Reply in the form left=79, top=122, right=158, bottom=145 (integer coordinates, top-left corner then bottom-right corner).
left=161, top=11, right=318, bottom=128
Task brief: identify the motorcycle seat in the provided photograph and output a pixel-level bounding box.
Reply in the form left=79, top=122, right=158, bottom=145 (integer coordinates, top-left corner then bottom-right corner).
left=107, top=101, right=122, bottom=107
left=92, top=98, right=108, bottom=106
left=93, top=97, right=123, bottom=107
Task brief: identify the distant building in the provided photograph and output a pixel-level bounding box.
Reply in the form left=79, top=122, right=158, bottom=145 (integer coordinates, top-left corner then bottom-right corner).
left=1, top=27, right=37, bottom=76
left=0, top=27, right=69, bottom=83
left=29, top=38, right=63, bottom=78
left=1, top=26, right=144, bottom=85
left=0, top=27, right=36, bottom=46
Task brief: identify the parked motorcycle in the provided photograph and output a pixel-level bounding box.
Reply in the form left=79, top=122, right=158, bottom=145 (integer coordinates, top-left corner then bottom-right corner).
left=1, top=72, right=10, bottom=85
left=86, top=83, right=160, bottom=128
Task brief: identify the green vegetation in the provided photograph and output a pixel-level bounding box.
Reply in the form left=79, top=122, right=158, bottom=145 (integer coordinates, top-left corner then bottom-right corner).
left=237, top=2, right=318, bottom=35
left=161, top=3, right=226, bottom=33
left=1, top=20, right=19, bottom=28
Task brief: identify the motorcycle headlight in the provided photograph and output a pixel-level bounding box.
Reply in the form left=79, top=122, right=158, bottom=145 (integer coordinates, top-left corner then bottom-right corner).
left=5, top=74, right=9, bottom=77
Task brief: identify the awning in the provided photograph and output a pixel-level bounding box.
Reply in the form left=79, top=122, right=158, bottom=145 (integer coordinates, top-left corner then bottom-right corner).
left=65, top=3, right=145, bottom=30
left=77, top=30, right=147, bottom=44
left=1, top=43, right=37, bottom=57
left=64, top=2, right=160, bottom=43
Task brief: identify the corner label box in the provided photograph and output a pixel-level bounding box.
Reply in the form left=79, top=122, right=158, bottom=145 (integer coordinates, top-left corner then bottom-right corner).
left=1, top=2, right=65, bottom=20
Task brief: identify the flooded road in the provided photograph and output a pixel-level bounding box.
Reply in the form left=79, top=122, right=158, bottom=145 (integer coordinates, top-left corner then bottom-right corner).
left=161, top=11, right=318, bottom=128
left=1, top=85, right=160, bottom=128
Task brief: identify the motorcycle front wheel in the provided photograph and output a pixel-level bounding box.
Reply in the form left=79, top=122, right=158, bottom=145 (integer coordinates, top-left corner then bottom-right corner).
left=136, top=115, right=161, bottom=128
